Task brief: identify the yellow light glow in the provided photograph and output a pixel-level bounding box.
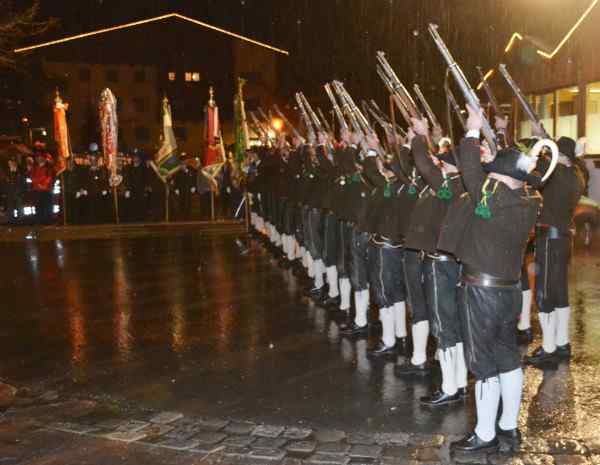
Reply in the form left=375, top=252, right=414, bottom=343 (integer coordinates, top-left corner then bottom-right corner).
left=271, top=117, right=284, bottom=131
left=504, top=33, right=523, bottom=53
left=476, top=69, right=495, bottom=90
left=536, top=0, right=598, bottom=59
left=14, top=12, right=290, bottom=56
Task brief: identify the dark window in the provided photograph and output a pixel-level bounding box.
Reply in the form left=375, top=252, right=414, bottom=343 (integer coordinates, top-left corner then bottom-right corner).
left=106, top=69, right=118, bottom=83
left=133, top=97, right=146, bottom=113
left=79, top=67, right=91, bottom=81
left=135, top=126, right=150, bottom=142
left=240, top=71, right=261, bottom=83
left=174, top=126, right=187, bottom=141
left=134, top=69, right=146, bottom=82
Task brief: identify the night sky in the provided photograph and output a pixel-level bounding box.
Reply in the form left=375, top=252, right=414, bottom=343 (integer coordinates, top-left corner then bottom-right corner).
left=14, top=1, right=596, bottom=112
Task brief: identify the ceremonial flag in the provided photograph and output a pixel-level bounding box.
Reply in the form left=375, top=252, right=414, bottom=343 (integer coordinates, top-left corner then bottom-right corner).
left=99, top=88, right=122, bottom=187
left=202, top=86, right=225, bottom=190
left=53, top=90, right=70, bottom=176
left=151, top=96, right=181, bottom=183
left=233, top=78, right=250, bottom=166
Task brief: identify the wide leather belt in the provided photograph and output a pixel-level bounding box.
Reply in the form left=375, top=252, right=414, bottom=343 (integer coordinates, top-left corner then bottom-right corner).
left=426, top=253, right=454, bottom=262
left=461, top=266, right=520, bottom=289
left=536, top=225, right=569, bottom=240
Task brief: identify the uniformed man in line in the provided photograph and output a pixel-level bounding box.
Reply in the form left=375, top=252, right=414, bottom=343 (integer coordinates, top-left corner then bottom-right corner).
left=88, top=152, right=111, bottom=223
left=72, top=152, right=91, bottom=224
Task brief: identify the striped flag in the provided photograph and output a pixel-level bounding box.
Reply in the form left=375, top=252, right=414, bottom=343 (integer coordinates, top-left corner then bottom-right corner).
left=151, top=96, right=181, bottom=182
left=53, top=90, right=71, bottom=176
left=202, top=87, right=225, bottom=190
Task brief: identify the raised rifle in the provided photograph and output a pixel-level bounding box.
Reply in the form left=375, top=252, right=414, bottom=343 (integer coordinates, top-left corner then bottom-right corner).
left=273, top=104, right=302, bottom=140
left=249, top=111, right=269, bottom=140
left=413, top=84, right=440, bottom=129
left=317, top=107, right=334, bottom=136
left=428, top=23, right=497, bottom=155
left=444, top=81, right=467, bottom=131
left=376, top=65, right=412, bottom=125
left=376, top=51, right=422, bottom=120
left=257, top=107, right=272, bottom=129
left=333, top=81, right=372, bottom=136
left=299, top=92, right=324, bottom=133
left=295, top=92, right=316, bottom=140
left=476, top=66, right=502, bottom=117
left=324, top=83, right=349, bottom=131
left=370, top=99, right=406, bottom=136
left=498, top=63, right=549, bottom=139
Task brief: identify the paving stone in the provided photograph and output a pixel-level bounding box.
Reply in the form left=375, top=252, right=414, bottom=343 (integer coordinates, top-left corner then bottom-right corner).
left=348, top=444, right=383, bottom=459
left=287, top=441, right=317, bottom=455
left=590, top=456, right=600, bottom=465
left=222, top=446, right=253, bottom=457
left=224, top=435, right=257, bottom=447
left=105, top=429, right=148, bottom=443
left=408, top=433, right=445, bottom=448
left=47, top=421, right=101, bottom=435
left=189, top=444, right=226, bottom=456
left=382, top=445, right=413, bottom=460
left=314, top=429, right=347, bottom=443
left=249, top=448, right=287, bottom=461
left=282, top=458, right=304, bottom=465
left=381, top=458, right=419, bottom=465
left=521, top=438, right=551, bottom=454
left=316, top=442, right=351, bottom=455
left=348, top=461, right=382, bottom=465
left=304, top=453, right=351, bottom=465
left=452, top=449, right=491, bottom=464
left=194, top=431, right=227, bottom=445
left=156, top=436, right=201, bottom=451
left=414, top=447, right=442, bottom=463
left=137, top=423, right=174, bottom=439
left=114, top=420, right=149, bottom=433
left=488, top=454, right=555, bottom=465
left=252, top=424, right=286, bottom=438
left=197, top=417, right=230, bottom=431
left=283, top=427, right=313, bottom=440
left=375, top=433, right=411, bottom=446
left=546, top=440, right=588, bottom=456
left=347, top=433, right=376, bottom=445
left=553, top=456, right=590, bottom=465
left=149, top=411, right=184, bottom=425
left=225, top=421, right=257, bottom=435
left=164, top=419, right=206, bottom=440
left=96, top=418, right=126, bottom=430
left=252, top=437, right=288, bottom=449
left=585, top=438, right=600, bottom=454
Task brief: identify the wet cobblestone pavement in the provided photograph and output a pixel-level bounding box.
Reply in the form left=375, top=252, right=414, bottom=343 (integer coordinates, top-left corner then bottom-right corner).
left=1, top=230, right=599, bottom=464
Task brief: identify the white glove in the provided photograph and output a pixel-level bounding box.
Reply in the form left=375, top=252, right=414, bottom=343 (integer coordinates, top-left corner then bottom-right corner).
left=82, top=189, right=88, bottom=196
left=125, top=191, right=131, bottom=199
left=175, top=189, right=180, bottom=195
left=190, top=187, right=196, bottom=194
left=226, top=187, right=232, bottom=194
left=75, top=191, right=81, bottom=199
left=102, top=190, right=108, bottom=196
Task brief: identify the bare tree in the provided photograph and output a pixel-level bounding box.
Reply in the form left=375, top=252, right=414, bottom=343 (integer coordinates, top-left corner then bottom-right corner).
left=0, top=1, right=57, bottom=69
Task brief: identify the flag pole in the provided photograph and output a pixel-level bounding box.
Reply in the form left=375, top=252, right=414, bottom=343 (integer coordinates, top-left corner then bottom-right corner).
left=113, top=186, right=119, bottom=224
left=244, top=190, right=250, bottom=232
left=210, top=188, right=215, bottom=221
left=61, top=173, right=67, bottom=225
left=165, top=183, right=170, bottom=222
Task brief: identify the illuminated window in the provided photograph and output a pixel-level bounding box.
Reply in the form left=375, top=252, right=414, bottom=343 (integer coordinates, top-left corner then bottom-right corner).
left=184, top=72, right=201, bottom=82
left=192, top=72, right=200, bottom=82
left=586, top=82, right=600, bottom=154
left=168, top=72, right=176, bottom=81
left=184, top=72, right=192, bottom=82
left=556, top=87, right=579, bottom=140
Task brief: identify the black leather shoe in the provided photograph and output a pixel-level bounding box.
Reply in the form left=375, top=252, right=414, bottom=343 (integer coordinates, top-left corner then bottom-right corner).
left=458, top=387, right=469, bottom=398
left=556, top=343, right=571, bottom=360
left=497, top=427, right=521, bottom=451
left=450, top=432, right=499, bottom=453
left=395, top=337, right=409, bottom=355
left=420, top=390, right=461, bottom=406
left=322, top=295, right=341, bottom=308
left=517, top=328, right=533, bottom=345
left=524, top=346, right=558, bottom=367
left=367, top=340, right=397, bottom=358
left=340, top=322, right=369, bottom=336
left=394, top=361, right=431, bottom=377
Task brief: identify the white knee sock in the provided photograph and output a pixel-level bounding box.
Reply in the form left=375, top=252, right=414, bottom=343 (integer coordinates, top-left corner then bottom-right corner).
left=292, top=239, right=301, bottom=260
left=339, top=278, right=351, bottom=311
left=307, top=255, right=315, bottom=278
left=393, top=301, right=407, bottom=338
left=282, top=235, right=289, bottom=255
left=539, top=311, right=557, bottom=353
left=354, top=290, right=368, bottom=327
left=474, top=377, right=501, bottom=442
left=379, top=307, right=396, bottom=347
left=326, top=266, right=339, bottom=297
left=555, top=306, right=571, bottom=347
left=314, top=259, right=325, bottom=289
left=455, top=342, right=468, bottom=389
left=518, top=289, right=532, bottom=331
left=498, top=368, right=524, bottom=431
left=438, top=347, right=458, bottom=396
left=301, top=248, right=308, bottom=268
left=411, top=321, right=429, bottom=366
left=361, top=288, right=370, bottom=314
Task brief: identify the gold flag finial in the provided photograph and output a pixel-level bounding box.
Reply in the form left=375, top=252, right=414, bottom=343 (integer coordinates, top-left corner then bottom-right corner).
left=54, top=87, right=62, bottom=104
left=208, top=86, right=215, bottom=107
